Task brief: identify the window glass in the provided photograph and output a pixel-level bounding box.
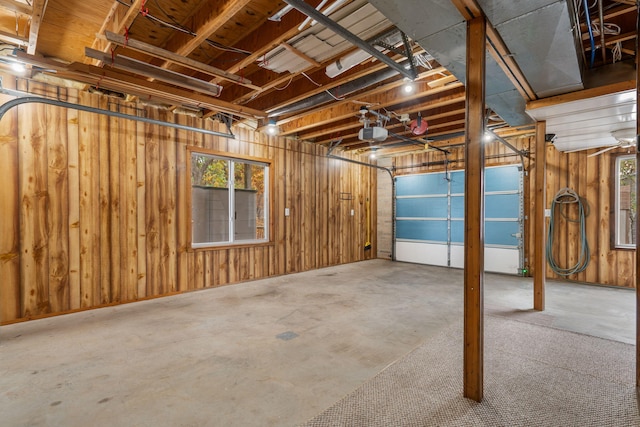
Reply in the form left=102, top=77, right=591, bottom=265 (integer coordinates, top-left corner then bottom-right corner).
left=191, top=152, right=268, bottom=247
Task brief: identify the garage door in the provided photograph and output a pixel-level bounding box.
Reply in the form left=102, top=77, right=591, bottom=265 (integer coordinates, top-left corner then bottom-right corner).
left=395, top=164, right=523, bottom=275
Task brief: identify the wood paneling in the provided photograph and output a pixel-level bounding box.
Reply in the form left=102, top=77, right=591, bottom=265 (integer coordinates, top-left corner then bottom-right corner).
left=0, top=76, right=19, bottom=323
left=1, top=75, right=376, bottom=324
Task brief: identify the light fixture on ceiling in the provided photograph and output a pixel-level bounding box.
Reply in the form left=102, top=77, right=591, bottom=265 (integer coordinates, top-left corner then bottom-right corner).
left=402, top=80, right=415, bottom=94
left=325, top=49, right=375, bottom=78
left=483, top=132, right=494, bottom=143
left=369, top=147, right=378, bottom=159
left=10, top=61, right=25, bottom=73
left=266, top=119, right=279, bottom=135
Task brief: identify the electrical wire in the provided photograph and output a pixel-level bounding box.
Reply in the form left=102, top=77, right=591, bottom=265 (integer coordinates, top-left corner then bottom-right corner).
left=546, top=187, right=590, bottom=276
left=115, top=0, right=252, bottom=56
left=582, top=0, right=596, bottom=68
left=273, top=77, right=293, bottom=91
left=301, top=72, right=322, bottom=87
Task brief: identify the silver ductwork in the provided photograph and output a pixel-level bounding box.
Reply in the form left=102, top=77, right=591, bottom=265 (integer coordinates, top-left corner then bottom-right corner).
left=369, top=0, right=584, bottom=127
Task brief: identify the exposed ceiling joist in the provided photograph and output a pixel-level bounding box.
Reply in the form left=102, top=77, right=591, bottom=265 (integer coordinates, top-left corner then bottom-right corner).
left=0, top=30, right=27, bottom=47
left=90, top=0, right=144, bottom=57
left=27, top=0, right=48, bottom=55
left=279, top=81, right=465, bottom=136
left=161, top=0, right=253, bottom=61
left=310, top=105, right=467, bottom=145
left=103, top=31, right=259, bottom=90
left=0, top=0, right=31, bottom=15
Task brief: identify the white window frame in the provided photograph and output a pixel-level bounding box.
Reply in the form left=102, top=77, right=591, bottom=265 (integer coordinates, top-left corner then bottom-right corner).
left=190, top=151, right=269, bottom=248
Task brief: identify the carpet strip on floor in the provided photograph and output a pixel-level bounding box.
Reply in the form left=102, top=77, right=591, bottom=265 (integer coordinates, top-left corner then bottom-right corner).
left=303, top=316, right=639, bottom=427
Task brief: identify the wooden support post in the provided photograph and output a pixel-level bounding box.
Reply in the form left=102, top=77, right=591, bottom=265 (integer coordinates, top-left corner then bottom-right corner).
left=463, top=14, right=486, bottom=403
left=534, top=121, right=547, bottom=311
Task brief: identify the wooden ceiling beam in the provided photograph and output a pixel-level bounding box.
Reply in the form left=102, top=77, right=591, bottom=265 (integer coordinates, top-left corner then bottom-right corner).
left=580, top=4, right=636, bottom=29
left=0, top=0, right=31, bottom=16
left=343, top=120, right=468, bottom=151
left=583, top=31, right=636, bottom=49
left=261, top=58, right=390, bottom=112
left=310, top=105, right=466, bottom=144
left=526, top=79, right=635, bottom=110
left=277, top=70, right=462, bottom=132
left=0, top=30, right=27, bottom=47
left=280, top=83, right=465, bottom=136
left=103, top=31, right=259, bottom=90
left=258, top=52, right=437, bottom=115
left=304, top=98, right=465, bottom=141
left=329, top=116, right=467, bottom=149
left=89, top=0, right=144, bottom=59
left=161, top=0, right=253, bottom=60
left=281, top=42, right=322, bottom=67
left=27, top=0, right=48, bottom=55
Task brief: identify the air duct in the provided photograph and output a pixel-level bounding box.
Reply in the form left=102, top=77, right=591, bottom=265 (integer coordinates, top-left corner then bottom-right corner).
left=369, top=0, right=584, bottom=126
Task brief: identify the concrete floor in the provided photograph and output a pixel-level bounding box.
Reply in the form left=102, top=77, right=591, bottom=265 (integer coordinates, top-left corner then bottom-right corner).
left=0, top=259, right=635, bottom=426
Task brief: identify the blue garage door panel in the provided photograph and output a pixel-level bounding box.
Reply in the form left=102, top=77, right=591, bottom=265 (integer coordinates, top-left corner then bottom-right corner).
left=486, top=193, right=520, bottom=218
left=397, top=220, right=448, bottom=242
left=450, top=195, right=464, bottom=219
left=396, top=173, right=448, bottom=196
left=397, top=196, right=448, bottom=218
left=450, top=171, right=465, bottom=193
left=485, top=221, right=519, bottom=246
left=486, top=165, right=520, bottom=192
left=451, top=219, right=464, bottom=243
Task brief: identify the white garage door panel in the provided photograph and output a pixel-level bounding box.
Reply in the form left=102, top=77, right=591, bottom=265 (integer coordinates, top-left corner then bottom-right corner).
left=396, top=241, right=449, bottom=266
left=485, top=247, right=520, bottom=274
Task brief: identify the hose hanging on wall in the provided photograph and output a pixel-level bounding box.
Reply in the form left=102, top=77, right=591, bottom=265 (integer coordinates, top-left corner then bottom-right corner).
left=546, top=187, right=590, bottom=276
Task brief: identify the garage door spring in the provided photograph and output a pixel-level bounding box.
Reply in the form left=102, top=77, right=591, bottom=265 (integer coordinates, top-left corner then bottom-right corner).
left=545, top=187, right=590, bottom=276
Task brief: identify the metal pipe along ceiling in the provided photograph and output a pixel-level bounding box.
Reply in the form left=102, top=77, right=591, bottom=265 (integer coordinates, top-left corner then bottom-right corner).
left=0, top=93, right=236, bottom=139
left=282, top=0, right=416, bottom=80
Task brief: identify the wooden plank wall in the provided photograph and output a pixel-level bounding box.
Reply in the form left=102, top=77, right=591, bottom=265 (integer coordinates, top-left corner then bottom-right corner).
left=392, top=134, right=635, bottom=288
left=0, top=78, right=376, bottom=324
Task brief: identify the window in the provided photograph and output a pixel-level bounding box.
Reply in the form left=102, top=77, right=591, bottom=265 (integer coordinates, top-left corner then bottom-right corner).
left=190, top=151, right=269, bottom=247
left=615, top=154, right=636, bottom=248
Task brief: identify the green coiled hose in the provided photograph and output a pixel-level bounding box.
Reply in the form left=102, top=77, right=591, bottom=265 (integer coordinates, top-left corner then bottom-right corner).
left=546, top=187, right=590, bottom=276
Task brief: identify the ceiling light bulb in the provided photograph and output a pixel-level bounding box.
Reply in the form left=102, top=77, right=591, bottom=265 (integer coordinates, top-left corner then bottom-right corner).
left=10, top=62, right=25, bottom=73
left=403, top=82, right=414, bottom=94
left=266, top=119, right=279, bottom=135
left=483, top=132, right=493, bottom=143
